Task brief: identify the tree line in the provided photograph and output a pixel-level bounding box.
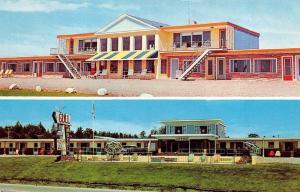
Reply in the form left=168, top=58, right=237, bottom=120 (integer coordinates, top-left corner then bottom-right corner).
left=0, top=122, right=166, bottom=139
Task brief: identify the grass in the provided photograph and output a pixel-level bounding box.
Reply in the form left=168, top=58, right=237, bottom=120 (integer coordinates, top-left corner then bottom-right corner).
left=0, top=157, right=300, bottom=191
left=0, top=89, right=97, bottom=97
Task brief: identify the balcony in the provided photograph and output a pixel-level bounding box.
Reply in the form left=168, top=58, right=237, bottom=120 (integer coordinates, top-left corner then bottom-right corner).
left=171, top=40, right=227, bottom=52
left=77, top=47, right=97, bottom=54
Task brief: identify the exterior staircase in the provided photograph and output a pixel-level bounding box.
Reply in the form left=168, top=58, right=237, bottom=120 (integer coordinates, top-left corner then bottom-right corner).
left=57, top=54, right=81, bottom=79
left=178, top=48, right=223, bottom=80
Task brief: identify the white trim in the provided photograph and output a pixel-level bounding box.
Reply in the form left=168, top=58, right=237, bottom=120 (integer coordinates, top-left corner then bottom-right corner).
left=281, top=56, right=294, bottom=80
left=295, top=55, right=300, bottom=80
left=170, top=58, right=179, bottom=79
left=95, top=14, right=158, bottom=35
left=252, top=58, right=277, bottom=73
left=229, top=58, right=252, bottom=73
left=216, top=57, right=226, bottom=80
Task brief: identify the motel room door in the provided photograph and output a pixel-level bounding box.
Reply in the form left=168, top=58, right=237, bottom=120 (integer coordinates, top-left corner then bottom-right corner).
left=205, top=59, right=215, bottom=80
left=170, top=58, right=179, bottom=79
left=296, top=56, right=300, bottom=80
left=33, top=61, right=43, bottom=77
left=282, top=57, right=293, bottom=81
left=216, top=58, right=226, bottom=80
left=123, top=61, right=129, bottom=78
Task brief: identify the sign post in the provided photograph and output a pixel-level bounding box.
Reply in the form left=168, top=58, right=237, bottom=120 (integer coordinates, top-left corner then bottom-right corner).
left=52, top=111, right=72, bottom=160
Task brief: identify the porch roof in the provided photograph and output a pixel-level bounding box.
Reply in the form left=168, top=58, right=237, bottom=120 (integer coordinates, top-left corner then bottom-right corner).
left=152, top=134, right=219, bottom=140
left=87, top=50, right=158, bottom=61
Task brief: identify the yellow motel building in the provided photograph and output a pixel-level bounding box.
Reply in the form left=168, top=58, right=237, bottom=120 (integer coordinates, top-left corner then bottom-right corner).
left=1, top=14, right=300, bottom=81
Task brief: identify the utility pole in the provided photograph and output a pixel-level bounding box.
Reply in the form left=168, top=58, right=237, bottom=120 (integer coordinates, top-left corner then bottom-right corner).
left=7, top=126, right=10, bottom=139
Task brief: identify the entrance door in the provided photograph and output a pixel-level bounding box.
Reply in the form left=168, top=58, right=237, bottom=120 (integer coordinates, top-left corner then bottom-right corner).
left=33, top=61, right=43, bottom=77
left=170, top=58, right=179, bottom=79
left=216, top=58, right=226, bottom=80
left=123, top=60, right=129, bottom=78
left=282, top=57, right=293, bottom=81
left=19, top=143, right=26, bottom=155
left=205, top=59, right=215, bottom=80
left=296, top=56, right=300, bottom=80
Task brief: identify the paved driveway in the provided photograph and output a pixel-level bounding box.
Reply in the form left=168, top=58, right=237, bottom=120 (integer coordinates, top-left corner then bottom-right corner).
left=1, top=78, right=300, bottom=97
left=0, top=183, right=136, bottom=192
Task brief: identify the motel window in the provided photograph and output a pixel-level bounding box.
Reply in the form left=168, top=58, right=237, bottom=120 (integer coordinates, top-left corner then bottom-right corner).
left=268, top=142, right=275, bottom=149
left=79, top=39, right=97, bottom=52
left=7, top=64, right=17, bottom=72
left=137, top=143, right=141, bottom=148
left=111, top=38, right=118, bottom=51
left=22, top=63, right=31, bottom=72
left=134, top=36, right=142, bottom=50
left=97, top=143, right=101, bottom=148
left=100, top=39, right=107, bottom=52
left=99, top=61, right=107, bottom=72
left=192, top=33, right=202, bottom=47
left=70, top=143, right=74, bottom=148
left=230, top=142, right=235, bottom=149
left=134, top=60, right=142, bottom=73
left=83, top=62, right=91, bottom=72
left=254, top=59, right=276, bottom=73
left=110, top=61, right=118, bottom=73
left=9, top=143, right=13, bottom=148
left=208, top=60, right=213, bottom=75
left=161, top=59, right=167, bottom=74
left=34, top=143, right=38, bottom=148
left=173, top=33, right=181, bottom=48
left=230, top=59, right=251, bottom=73
left=147, top=35, right=155, bottom=50
left=57, top=63, right=67, bottom=72
left=203, top=31, right=211, bottom=46
left=45, top=62, right=55, bottom=72
left=146, top=60, right=155, bottom=73
left=181, top=33, right=191, bottom=48
left=123, top=37, right=130, bottom=51
left=183, top=60, right=200, bottom=72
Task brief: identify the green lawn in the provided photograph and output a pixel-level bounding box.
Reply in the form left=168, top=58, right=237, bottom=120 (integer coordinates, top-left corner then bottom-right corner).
left=0, top=89, right=96, bottom=97
left=0, top=157, right=300, bottom=191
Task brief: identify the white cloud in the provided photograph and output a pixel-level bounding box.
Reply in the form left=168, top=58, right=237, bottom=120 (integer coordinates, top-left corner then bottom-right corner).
left=0, top=0, right=89, bottom=12
left=97, top=2, right=140, bottom=11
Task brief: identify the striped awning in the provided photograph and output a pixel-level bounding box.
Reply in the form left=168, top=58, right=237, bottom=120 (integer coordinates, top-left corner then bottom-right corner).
left=87, top=50, right=158, bottom=61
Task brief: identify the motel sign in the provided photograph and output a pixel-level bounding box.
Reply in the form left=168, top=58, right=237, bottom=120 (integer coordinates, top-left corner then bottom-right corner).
left=52, top=111, right=72, bottom=156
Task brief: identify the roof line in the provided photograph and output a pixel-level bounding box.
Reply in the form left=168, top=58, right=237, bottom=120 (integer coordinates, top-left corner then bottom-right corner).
left=161, top=21, right=260, bottom=37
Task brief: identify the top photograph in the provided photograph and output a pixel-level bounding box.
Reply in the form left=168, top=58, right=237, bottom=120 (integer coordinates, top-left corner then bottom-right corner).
left=0, top=0, right=299, bottom=97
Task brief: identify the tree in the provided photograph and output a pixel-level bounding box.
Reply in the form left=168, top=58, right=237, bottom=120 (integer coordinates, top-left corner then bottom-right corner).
left=74, top=127, right=84, bottom=138
left=248, top=133, right=260, bottom=138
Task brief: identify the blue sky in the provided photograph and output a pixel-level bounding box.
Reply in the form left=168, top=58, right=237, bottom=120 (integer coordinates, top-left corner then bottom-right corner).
left=0, top=0, right=300, bottom=57
left=1, top=99, right=300, bottom=138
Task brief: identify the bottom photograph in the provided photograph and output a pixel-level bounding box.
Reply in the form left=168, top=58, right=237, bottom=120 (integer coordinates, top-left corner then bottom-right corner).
left=0, top=99, right=300, bottom=192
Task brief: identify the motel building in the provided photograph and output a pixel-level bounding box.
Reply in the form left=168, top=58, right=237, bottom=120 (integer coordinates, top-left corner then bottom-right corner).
left=1, top=14, right=300, bottom=81
left=1, top=119, right=300, bottom=158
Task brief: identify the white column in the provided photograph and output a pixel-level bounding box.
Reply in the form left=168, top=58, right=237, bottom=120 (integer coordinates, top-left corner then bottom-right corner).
left=142, top=35, right=147, bottom=51
left=130, top=36, right=134, bottom=51
left=118, top=37, right=123, bottom=51
left=97, top=38, right=101, bottom=52
left=155, top=34, right=159, bottom=50
left=107, top=38, right=112, bottom=52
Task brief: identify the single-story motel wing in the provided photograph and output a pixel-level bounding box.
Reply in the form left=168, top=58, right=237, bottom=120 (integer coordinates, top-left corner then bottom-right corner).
left=1, top=14, right=300, bottom=81
left=1, top=119, right=300, bottom=158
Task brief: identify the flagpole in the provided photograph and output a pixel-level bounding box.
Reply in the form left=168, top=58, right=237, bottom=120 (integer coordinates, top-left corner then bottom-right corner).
left=92, top=103, right=96, bottom=159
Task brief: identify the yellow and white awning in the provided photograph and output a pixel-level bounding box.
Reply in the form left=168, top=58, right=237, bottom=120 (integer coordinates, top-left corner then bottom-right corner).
left=87, top=50, right=158, bottom=61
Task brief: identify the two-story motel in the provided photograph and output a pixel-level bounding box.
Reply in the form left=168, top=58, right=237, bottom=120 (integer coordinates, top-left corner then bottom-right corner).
left=1, top=14, right=300, bottom=81
left=1, top=119, right=300, bottom=158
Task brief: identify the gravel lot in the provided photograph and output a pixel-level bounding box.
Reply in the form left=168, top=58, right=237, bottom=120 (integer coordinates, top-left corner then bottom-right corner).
left=1, top=77, right=300, bottom=97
